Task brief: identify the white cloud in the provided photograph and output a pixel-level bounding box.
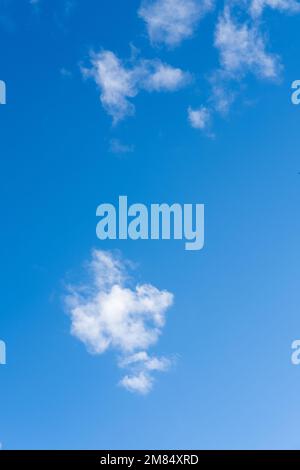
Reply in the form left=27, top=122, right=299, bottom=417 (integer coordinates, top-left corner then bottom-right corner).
left=190, top=3, right=285, bottom=132
left=138, top=0, right=214, bottom=46
left=143, top=62, right=190, bottom=91
left=215, top=7, right=280, bottom=80
left=188, top=106, right=211, bottom=130
left=82, top=51, right=136, bottom=124
left=120, top=372, right=153, bottom=394
left=250, top=0, right=300, bottom=17
left=119, top=351, right=170, bottom=371
left=82, top=50, right=190, bottom=124
left=119, top=351, right=171, bottom=394
left=65, top=250, right=174, bottom=394
left=202, top=5, right=281, bottom=120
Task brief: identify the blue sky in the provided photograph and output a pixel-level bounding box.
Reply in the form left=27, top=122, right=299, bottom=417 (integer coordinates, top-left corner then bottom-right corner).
left=1, top=0, right=300, bottom=450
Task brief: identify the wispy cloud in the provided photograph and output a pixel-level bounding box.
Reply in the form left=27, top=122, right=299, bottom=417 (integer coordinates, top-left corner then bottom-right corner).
left=119, top=352, right=171, bottom=393
left=215, top=6, right=280, bottom=80
left=188, top=2, right=286, bottom=131
left=60, top=67, right=72, bottom=78
left=82, top=49, right=190, bottom=124
left=109, top=139, right=134, bottom=155
left=139, top=0, right=214, bottom=47
left=188, top=106, right=211, bottom=131
left=250, top=0, right=300, bottom=17
left=65, top=250, right=174, bottom=394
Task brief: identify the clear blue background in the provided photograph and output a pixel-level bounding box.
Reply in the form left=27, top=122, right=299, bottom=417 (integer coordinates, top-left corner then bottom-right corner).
left=0, top=0, right=300, bottom=450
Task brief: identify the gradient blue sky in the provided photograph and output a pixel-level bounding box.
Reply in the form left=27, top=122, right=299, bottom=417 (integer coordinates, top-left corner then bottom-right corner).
left=1, top=0, right=300, bottom=450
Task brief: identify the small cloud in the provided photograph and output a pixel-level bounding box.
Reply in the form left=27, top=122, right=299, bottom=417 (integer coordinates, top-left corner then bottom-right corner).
left=120, top=372, right=153, bottom=394
left=142, top=61, right=191, bottom=91
left=188, top=106, right=211, bottom=130
left=138, top=0, right=214, bottom=47
left=65, top=250, right=174, bottom=394
left=119, top=352, right=171, bottom=394
left=81, top=49, right=190, bottom=124
left=208, top=70, right=237, bottom=115
left=109, top=139, right=134, bottom=154
left=119, top=351, right=170, bottom=371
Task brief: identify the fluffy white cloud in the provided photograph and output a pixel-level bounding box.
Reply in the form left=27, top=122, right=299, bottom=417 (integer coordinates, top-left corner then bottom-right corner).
left=143, top=62, right=190, bottom=91
left=250, top=0, right=300, bottom=17
left=188, top=106, right=211, bottom=130
left=139, top=0, right=214, bottom=46
left=120, top=372, right=153, bottom=394
left=65, top=250, right=174, bottom=394
left=215, top=7, right=280, bottom=80
left=82, top=50, right=190, bottom=124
